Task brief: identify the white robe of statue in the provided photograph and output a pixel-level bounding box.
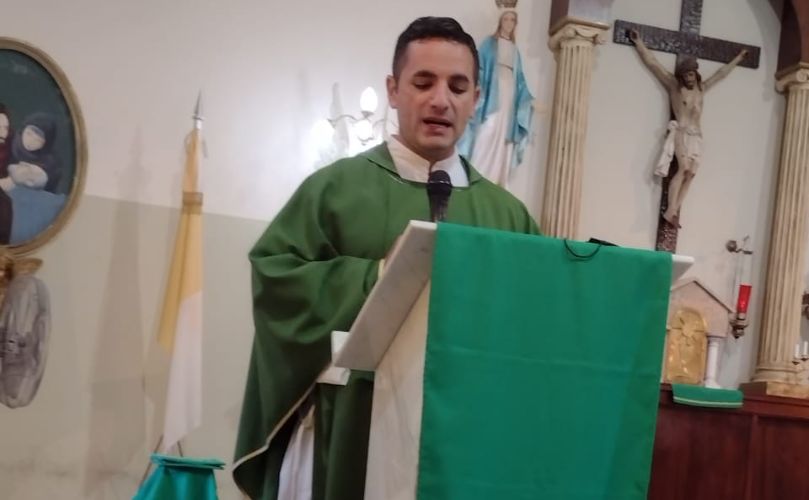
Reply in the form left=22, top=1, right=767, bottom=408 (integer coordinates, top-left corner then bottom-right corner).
left=470, top=37, right=516, bottom=187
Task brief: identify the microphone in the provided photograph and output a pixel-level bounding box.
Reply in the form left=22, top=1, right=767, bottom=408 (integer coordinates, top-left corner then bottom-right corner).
left=427, top=170, right=452, bottom=222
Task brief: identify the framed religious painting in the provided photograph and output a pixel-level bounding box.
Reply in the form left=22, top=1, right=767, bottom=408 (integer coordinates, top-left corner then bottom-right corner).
left=0, top=37, right=86, bottom=254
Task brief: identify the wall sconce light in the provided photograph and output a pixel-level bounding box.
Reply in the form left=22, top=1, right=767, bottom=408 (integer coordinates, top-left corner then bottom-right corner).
left=311, top=85, right=392, bottom=167
left=327, top=86, right=386, bottom=148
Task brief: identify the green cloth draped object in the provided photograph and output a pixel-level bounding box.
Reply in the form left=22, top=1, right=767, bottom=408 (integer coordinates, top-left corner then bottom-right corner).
left=418, top=224, right=672, bottom=500
left=133, top=454, right=224, bottom=500
left=672, top=383, right=743, bottom=408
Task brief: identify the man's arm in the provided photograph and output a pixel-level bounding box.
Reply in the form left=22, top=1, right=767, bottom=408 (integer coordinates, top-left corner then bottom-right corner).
left=628, top=30, right=678, bottom=91
left=234, top=171, right=381, bottom=499
left=704, top=49, right=748, bottom=90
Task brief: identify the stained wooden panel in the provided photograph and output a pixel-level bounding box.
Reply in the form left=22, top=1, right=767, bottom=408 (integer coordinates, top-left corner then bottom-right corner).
left=650, top=385, right=809, bottom=499
left=754, top=418, right=809, bottom=500
left=649, top=405, right=750, bottom=499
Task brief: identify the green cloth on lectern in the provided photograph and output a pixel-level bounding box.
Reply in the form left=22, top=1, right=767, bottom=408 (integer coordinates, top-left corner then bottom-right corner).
left=418, top=224, right=672, bottom=500
left=133, top=454, right=224, bottom=500
left=672, top=383, right=743, bottom=408
left=233, top=143, right=539, bottom=500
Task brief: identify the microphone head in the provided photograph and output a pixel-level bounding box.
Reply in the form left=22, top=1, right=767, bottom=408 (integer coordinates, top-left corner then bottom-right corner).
left=427, top=169, right=452, bottom=196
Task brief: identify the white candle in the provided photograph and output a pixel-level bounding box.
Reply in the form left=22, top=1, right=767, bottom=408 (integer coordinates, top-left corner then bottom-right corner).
left=803, top=341, right=808, bottom=357
left=795, top=343, right=801, bottom=359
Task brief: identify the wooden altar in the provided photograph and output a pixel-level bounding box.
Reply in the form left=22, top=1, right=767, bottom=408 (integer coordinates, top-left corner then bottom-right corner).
left=649, top=384, right=809, bottom=499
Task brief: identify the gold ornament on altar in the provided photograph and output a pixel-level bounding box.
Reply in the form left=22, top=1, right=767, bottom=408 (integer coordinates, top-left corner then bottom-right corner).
left=664, top=308, right=708, bottom=385
left=663, top=278, right=734, bottom=387
left=496, top=0, right=518, bottom=10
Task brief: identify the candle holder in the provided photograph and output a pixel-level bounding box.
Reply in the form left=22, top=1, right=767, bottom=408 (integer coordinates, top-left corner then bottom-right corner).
left=726, top=238, right=753, bottom=339
left=791, top=353, right=809, bottom=385
left=729, top=313, right=748, bottom=339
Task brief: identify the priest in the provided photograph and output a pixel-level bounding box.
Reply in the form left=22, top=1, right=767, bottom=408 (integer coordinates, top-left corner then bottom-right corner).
left=233, top=16, right=539, bottom=500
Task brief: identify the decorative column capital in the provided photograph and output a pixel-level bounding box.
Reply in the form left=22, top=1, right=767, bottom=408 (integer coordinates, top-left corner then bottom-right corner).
left=549, top=22, right=608, bottom=51
left=776, top=64, right=809, bottom=93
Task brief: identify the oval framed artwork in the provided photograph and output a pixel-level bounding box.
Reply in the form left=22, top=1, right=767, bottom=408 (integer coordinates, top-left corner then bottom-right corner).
left=0, top=37, right=86, bottom=254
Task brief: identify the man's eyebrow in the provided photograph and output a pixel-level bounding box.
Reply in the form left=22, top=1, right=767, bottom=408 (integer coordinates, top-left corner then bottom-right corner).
left=411, top=70, right=437, bottom=79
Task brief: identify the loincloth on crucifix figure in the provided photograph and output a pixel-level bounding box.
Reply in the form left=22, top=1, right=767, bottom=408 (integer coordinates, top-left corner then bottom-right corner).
left=655, top=119, right=701, bottom=179
left=655, top=116, right=703, bottom=215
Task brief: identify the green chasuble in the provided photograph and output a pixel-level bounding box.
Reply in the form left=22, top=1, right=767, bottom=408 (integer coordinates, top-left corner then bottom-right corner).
left=233, top=143, right=538, bottom=500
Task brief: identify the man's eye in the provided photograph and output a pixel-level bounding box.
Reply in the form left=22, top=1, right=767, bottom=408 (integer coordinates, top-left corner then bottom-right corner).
left=450, top=85, right=468, bottom=94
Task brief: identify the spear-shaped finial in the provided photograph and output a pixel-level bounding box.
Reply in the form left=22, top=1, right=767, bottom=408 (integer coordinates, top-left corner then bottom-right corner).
left=193, top=91, right=204, bottom=130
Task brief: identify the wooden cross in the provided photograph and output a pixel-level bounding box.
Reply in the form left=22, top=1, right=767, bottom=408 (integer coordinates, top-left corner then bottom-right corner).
left=613, top=0, right=760, bottom=252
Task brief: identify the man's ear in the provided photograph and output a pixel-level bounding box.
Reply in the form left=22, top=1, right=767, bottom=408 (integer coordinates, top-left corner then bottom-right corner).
left=386, top=75, right=398, bottom=109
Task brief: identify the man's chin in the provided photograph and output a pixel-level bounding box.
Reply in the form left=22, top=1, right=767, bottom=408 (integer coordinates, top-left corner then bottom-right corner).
left=417, top=136, right=455, bottom=151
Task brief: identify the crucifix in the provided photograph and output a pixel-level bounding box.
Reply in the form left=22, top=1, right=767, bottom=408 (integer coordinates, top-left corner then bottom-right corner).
left=614, top=0, right=760, bottom=252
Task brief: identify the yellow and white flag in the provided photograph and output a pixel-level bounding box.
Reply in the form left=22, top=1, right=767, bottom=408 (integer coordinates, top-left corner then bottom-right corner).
left=158, top=115, right=204, bottom=452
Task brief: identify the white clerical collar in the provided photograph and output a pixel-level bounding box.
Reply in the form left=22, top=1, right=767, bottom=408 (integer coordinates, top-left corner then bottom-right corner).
left=387, top=136, right=469, bottom=187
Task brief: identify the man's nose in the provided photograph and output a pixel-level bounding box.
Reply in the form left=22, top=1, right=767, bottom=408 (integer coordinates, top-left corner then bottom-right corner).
left=429, top=85, right=450, bottom=112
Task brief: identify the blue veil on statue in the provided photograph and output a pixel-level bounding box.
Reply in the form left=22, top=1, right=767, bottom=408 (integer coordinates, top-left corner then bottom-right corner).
left=459, top=5, right=534, bottom=187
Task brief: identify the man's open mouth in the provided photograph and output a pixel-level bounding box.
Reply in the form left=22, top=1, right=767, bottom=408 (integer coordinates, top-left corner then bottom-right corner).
left=423, top=118, right=452, bottom=128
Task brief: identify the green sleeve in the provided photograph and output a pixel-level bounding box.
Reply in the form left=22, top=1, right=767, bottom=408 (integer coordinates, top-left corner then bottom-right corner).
left=524, top=208, right=541, bottom=235
left=234, top=172, right=380, bottom=498
left=511, top=195, right=540, bottom=235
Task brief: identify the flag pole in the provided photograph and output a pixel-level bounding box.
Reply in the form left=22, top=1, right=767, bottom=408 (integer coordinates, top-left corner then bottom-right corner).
left=138, top=435, right=163, bottom=488
left=139, top=93, right=203, bottom=488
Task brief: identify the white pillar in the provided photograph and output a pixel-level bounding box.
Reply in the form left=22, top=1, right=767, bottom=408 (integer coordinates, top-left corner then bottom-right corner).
left=752, top=68, right=809, bottom=384
left=541, top=22, right=608, bottom=239
left=704, top=336, right=722, bottom=389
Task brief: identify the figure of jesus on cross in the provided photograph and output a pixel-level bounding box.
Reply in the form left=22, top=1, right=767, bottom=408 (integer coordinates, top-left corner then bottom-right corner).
left=629, top=29, right=747, bottom=228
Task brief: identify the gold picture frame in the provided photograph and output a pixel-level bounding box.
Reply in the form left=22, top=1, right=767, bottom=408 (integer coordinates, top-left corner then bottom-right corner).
left=0, top=37, right=87, bottom=255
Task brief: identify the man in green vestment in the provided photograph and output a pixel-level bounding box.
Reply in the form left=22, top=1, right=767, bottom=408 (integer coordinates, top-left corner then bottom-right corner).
left=233, top=16, right=539, bottom=500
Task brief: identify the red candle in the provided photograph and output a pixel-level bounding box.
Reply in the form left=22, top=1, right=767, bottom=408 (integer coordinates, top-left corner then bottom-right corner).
left=733, top=238, right=753, bottom=315
left=737, top=283, right=752, bottom=314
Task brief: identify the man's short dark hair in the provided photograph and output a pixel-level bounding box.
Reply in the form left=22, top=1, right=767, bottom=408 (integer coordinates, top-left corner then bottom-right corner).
left=392, top=17, right=480, bottom=83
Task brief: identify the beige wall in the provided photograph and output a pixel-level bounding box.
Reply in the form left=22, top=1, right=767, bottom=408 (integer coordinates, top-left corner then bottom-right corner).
left=0, top=195, right=261, bottom=499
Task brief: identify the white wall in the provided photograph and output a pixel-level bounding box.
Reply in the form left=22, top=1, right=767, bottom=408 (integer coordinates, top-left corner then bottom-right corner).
left=0, top=0, right=788, bottom=498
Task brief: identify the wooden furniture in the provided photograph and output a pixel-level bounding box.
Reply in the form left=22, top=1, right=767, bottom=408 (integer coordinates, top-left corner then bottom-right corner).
left=649, top=384, right=809, bottom=499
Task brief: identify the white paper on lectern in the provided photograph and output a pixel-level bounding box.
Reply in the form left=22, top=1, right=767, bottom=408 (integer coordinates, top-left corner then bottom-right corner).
left=334, top=221, right=437, bottom=371
left=316, top=331, right=350, bottom=386
left=672, top=254, right=694, bottom=282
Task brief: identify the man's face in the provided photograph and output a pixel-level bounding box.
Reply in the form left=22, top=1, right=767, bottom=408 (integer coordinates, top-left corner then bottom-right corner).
left=0, top=114, right=9, bottom=144
left=387, top=39, right=479, bottom=163
left=683, top=70, right=697, bottom=89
